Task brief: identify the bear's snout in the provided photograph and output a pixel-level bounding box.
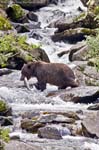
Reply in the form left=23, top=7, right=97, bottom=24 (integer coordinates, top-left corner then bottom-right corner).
left=20, top=75, right=24, bottom=81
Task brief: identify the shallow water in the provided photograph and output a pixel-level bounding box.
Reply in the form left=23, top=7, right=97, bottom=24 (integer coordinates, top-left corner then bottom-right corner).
left=3, top=1, right=99, bottom=149
left=27, top=0, right=87, bottom=64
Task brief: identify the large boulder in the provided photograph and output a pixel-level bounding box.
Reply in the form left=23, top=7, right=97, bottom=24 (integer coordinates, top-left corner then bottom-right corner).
left=6, top=4, right=28, bottom=23
left=69, top=41, right=88, bottom=61
left=50, top=12, right=99, bottom=32
left=0, top=34, right=49, bottom=70
left=82, top=111, right=99, bottom=138
left=38, top=126, right=63, bottom=139
left=5, top=140, right=43, bottom=150
left=51, top=27, right=96, bottom=43
left=56, top=86, right=99, bottom=103
left=14, top=0, right=50, bottom=10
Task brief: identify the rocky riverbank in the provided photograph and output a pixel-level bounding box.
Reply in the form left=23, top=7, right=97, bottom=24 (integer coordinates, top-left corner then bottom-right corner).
left=0, top=0, right=99, bottom=150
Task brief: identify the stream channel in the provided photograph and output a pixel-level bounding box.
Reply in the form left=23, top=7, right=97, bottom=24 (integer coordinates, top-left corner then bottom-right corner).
left=1, top=0, right=99, bottom=150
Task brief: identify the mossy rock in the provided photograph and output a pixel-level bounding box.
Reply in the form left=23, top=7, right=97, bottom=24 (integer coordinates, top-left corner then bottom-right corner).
left=0, top=34, right=49, bottom=69
left=0, top=128, right=10, bottom=143
left=74, top=12, right=87, bottom=22
left=88, top=57, right=99, bottom=70
left=0, top=100, right=12, bottom=116
left=6, top=4, right=27, bottom=22
left=0, top=100, right=7, bottom=113
left=0, top=15, right=12, bottom=30
left=14, top=0, right=49, bottom=10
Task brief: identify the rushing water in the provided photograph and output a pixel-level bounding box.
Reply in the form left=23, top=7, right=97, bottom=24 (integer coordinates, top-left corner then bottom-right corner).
left=3, top=1, right=99, bottom=149
left=0, top=0, right=88, bottom=117
left=27, top=0, right=87, bottom=65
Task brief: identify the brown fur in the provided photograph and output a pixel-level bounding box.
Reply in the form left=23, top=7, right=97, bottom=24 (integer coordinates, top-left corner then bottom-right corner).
left=20, top=61, right=78, bottom=91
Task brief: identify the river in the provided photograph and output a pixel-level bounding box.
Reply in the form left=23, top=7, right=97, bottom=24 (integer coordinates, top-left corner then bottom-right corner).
left=1, top=0, right=99, bottom=149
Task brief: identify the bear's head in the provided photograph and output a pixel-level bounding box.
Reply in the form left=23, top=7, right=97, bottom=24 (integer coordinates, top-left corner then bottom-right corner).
left=20, top=62, right=36, bottom=80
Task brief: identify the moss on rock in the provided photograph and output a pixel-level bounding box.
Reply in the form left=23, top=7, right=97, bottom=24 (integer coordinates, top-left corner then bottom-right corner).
left=0, top=33, right=41, bottom=68
left=0, top=100, right=7, bottom=112
left=7, top=4, right=26, bottom=21
left=0, top=15, right=12, bottom=30
left=0, top=128, right=10, bottom=143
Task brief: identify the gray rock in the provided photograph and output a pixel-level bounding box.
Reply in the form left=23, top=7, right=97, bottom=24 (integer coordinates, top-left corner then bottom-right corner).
left=15, top=0, right=50, bottom=10
left=58, top=86, right=99, bottom=103
left=69, top=42, right=88, bottom=61
left=38, top=126, right=62, bottom=139
left=5, top=140, right=43, bottom=150
left=88, top=104, right=99, bottom=110
left=21, top=118, right=45, bottom=133
left=38, top=114, right=75, bottom=123
left=27, top=12, right=38, bottom=22
left=0, top=116, right=13, bottom=126
left=82, top=111, right=99, bottom=138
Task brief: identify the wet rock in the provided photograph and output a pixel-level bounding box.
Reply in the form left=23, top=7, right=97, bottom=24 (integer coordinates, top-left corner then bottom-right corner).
left=82, top=111, right=99, bottom=138
left=0, top=116, right=13, bottom=126
left=38, top=114, right=75, bottom=124
left=69, top=41, right=88, bottom=61
left=0, top=34, right=49, bottom=70
left=0, top=100, right=12, bottom=116
left=59, top=127, right=71, bottom=136
left=27, top=12, right=38, bottom=22
left=51, top=28, right=87, bottom=43
left=0, top=68, right=13, bottom=76
left=73, top=61, right=99, bottom=86
left=87, top=103, right=99, bottom=110
left=14, top=24, right=30, bottom=33
left=21, top=111, right=41, bottom=119
left=38, top=126, right=62, bottom=139
left=5, top=140, right=43, bottom=150
left=70, top=121, right=83, bottom=136
left=54, top=115, right=75, bottom=123
left=6, top=4, right=28, bottom=23
left=12, top=22, right=41, bottom=33
left=70, top=45, right=88, bottom=61
left=21, top=118, right=45, bottom=133
left=4, top=45, right=49, bottom=70
left=54, top=12, right=98, bottom=32
left=42, top=111, right=80, bottom=120
left=57, top=50, right=69, bottom=57
left=29, top=48, right=50, bottom=62
left=58, top=86, right=99, bottom=103
left=15, top=0, right=50, bottom=10
left=29, top=31, right=42, bottom=40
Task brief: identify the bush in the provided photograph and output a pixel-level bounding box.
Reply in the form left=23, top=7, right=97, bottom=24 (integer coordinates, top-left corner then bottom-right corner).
left=0, top=34, right=40, bottom=67
left=0, top=15, right=12, bottom=30
left=86, top=32, right=99, bottom=70
left=0, top=129, right=10, bottom=143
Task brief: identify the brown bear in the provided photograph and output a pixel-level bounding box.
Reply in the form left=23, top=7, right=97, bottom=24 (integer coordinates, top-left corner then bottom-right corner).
left=20, top=61, right=78, bottom=91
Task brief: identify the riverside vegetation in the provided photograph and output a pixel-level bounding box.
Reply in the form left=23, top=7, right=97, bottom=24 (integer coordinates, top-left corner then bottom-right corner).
left=0, top=0, right=99, bottom=150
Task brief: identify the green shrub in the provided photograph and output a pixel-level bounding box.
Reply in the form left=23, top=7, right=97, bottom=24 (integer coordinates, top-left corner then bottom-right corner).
left=0, top=100, right=7, bottom=112
left=0, top=128, right=10, bottom=143
left=86, top=32, right=99, bottom=70
left=0, top=15, right=12, bottom=30
left=0, top=34, right=40, bottom=67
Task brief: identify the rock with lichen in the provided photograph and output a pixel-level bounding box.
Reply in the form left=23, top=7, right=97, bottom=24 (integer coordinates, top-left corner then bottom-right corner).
left=6, top=4, right=28, bottom=23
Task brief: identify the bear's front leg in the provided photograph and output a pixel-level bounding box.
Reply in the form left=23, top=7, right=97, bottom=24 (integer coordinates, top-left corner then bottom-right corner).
left=34, top=82, right=46, bottom=91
